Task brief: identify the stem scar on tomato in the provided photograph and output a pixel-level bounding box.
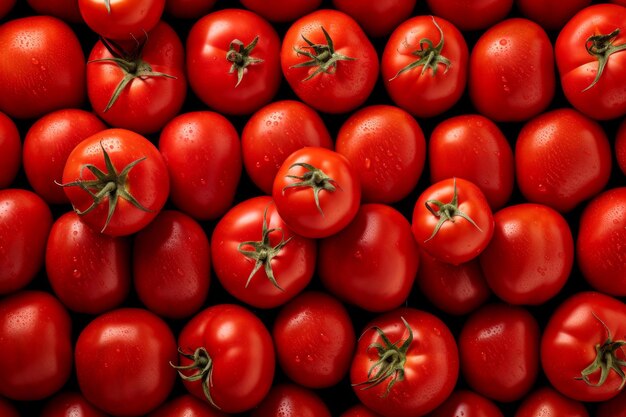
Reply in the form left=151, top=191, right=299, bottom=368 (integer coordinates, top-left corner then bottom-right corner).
left=171, top=347, right=220, bottom=409
left=226, top=36, right=264, bottom=87
left=282, top=162, right=340, bottom=216
left=583, top=28, right=626, bottom=91
left=290, top=26, right=356, bottom=80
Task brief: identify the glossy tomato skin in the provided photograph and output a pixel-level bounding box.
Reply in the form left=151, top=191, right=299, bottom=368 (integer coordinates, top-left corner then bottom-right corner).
left=382, top=16, right=468, bottom=118
left=0, top=111, right=20, bottom=189
left=514, top=387, right=589, bottom=417
left=319, top=204, right=419, bottom=312
left=479, top=203, right=574, bottom=305
left=186, top=9, right=281, bottom=115
left=176, top=304, right=275, bottom=413
left=165, top=0, right=216, bottom=19
left=251, top=384, right=331, bottom=417
left=0, top=189, right=53, bottom=294
left=26, top=0, right=83, bottom=23
left=79, top=0, right=165, bottom=40
left=148, top=394, right=228, bottom=417
left=469, top=18, right=555, bottom=122
left=516, top=0, right=591, bottom=30
left=41, top=391, right=108, bottom=417
left=281, top=10, right=379, bottom=114
left=426, top=390, right=504, bottom=417
left=211, top=196, right=316, bottom=309
left=0, top=16, right=85, bottom=119
left=23, top=109, right=106, bottom=204
left=516, top=108, right=612, bottom=212
left=426, top=0, right=513, bottom=31
left=541, top=292, right=626, bottom=402
left=336, top=105, right=426, bottom=204
left=459, top=303, right=540, bottom=402
left=617, top=118, right=626, bottom=175
left=0, top=291, right=72, bottom=401
left=341, top=404, right=385, bottom=417
left=75, top=308, right=177, bottom=416
left=332, top=0, right=416, bottom=37
left=46, top=211, right=131, bottom=314
left=240, top=0, right=322, bottom=22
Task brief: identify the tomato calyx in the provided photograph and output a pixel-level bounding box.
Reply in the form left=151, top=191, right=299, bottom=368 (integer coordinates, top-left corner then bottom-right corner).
left=583, top=28, right=626, bottom=92
left=389, top=16, right=451, bottom=81
left=353, top=317, right=413, bottom=397
left=103, top=0, right=111, bottom=13
left=226, top=36, right=264, bottom=87
left=291, top=26, right=356, bottom=81
left=282, top=162, right=339, bottom=215
left=424, top=178, right=481, bottom=242
left=237, top=207, right=292, bottom=290
left=171, top=347, right=220, bottom=409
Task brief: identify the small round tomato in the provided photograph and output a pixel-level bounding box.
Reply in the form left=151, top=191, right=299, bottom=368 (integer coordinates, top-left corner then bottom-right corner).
left=41, top=391, right=108, bottom=417
left=26, top=0, right=83, bottom=23
left=514, top=387, right=589, bottom=417
left=426, top=0, right=513, bottom=31
left=78, top=0, right=165, bottom=40
left=164, top=0, right=216, bottom=19
left=0, top=111, right=20, bottom=189
left=148, top=394, right=228, bottom=417
left=251, top=384, right=331, bottom=417
left=427, top=390, right=504, bottom=417
left=240, top=0, right=321, bottom=22
left=332, top=0, right=416, bottom=37
left=617, top=118, right=626, bottom=175
left=516, top=0, right=591, bottom=30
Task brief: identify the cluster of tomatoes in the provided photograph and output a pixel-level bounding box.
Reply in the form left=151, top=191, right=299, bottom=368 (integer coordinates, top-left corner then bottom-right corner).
left=1, top=0, right=626, bottom=416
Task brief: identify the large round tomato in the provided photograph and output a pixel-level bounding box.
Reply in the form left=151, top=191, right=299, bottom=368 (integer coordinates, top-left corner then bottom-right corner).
left=240, top=0, right=322, bottom=22
left=427, top=390, right=504, bottom=417
left=251, top=384, right=331, bottom=417
left=78, top=0, right=165, bottom=40
left=332, top=0, right=416, bottom=37
left=514, top=387, right=589, bottom=417
left=41, top=391, right=108, bottom=417
left=426, top=0, right=513, bottom=31
left=0, top=111, right=20, bottom=189
left=148, top=394, right=227, bottom=417
left=516, top=0, right=591, bottom=30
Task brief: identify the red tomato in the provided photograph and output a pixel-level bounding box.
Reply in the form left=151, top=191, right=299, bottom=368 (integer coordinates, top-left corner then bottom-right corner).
left=78, top=0, right=165, bottom=40
left=0, top=291, right=72, bottom=401
left=240, top=0, right=322, bottom=22
left=319, top=204, right=419, bottom=312
left=41, top=391, right=108, bottom=417
left=617, top=119, right=626, bottom=175
left=75, top=308, right=177, bottom=416
left=211, top=196, right=316, bottom=309
left=273, top=147, right=361, bottom=238
left=61, top=128, right=170, bottom=236
left=426, top=0, right=513, bottom=31
left=0, top=16, right=85, bottom=119
left=0, top=111, right=20, bottom=189
left=412, top=177, right=494, bottom=265
left=23, top=109, right=106, bottom=204
left=134, top=210, right=210, bottom=319
left=335, top=105, right=426, bottom=204
left=514, top=387, right=589, bottom=417
left=516, top=0, right=591, bottom=30
left=159, top=111, right=241, bottom=220
left=541, top=292, right=626, bottom=402
left=174, top=304, right=275, bottom=413
left=479, top=203, right=574, bottom=305
left=382, top=16, right=468, bottom=118
left=351, top=308, right=459, bottom=417
left=87, top=21, right=186, bottom=134
left=556, top=4, right=626, bottom=120
left=341, top=404, right=385, bottom=417
left=251, top=384, right=331, bottom=417
left=164, top=0, right=216, bottom=19
left=149, top=394, right=227, bottom=417
left=242, top=100, right=333, bottom=195
left=281, top=10, right=379, bottom=114
left=459, top=303, right=540, bottom=402
left=186, top=9, right=281, bottom=115
left=427, top=390, right=504, bottom=417
left=0, top=189, right=53, bottom=294
left=516, top=108, right=612, bottom=212
left=332, top=0, right=416, bottom=37
left=595, top=387, right=626, bottom=417
left=27, top=0, right=83, bottom=23
left=469, top=18, right=555, bottom=121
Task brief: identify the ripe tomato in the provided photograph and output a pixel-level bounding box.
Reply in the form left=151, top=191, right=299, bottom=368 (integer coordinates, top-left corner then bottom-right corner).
left=516, top=0, right=591, bottom=30
left=281, top=9, right=379, bottom=114
left=23, top=109, right=106, bottom=204
left=459, top=303, right=540, bottom=402
left=341, top=404, right=384, bottom=417
left=382, top=16, right=468, bottom=118
left=78, top=0, right=165, bottom=40
left=0, top=291, right=72, bottom=401
left=26, top=0, right=83, bottom=23
left=186, top=9, right=281, bottom=115
left=412, top=177, right=494, bottom=265
left=251, top=384, right=331, bottom=417
left=427, top=390, right=504, bottom=417
left=479, top=203, right=574, bottom=305
left=61, top=128, right=169, bottom=236
left=556, top=4, right=626, bottom=120
left=514, top=387, right=589, bottom=417
left=332, top=0, right=416, bottom=37
left=335, top=105, right=426, bottom=204
left=617, top=118, right=626, bottom=175
left=41, top=391, right=108, bottom=417
left=541, top=292, right=626, bottom=402
left=0, top=189, right=53, bottom=294
left=469, top=18, right=555, bottom=121
left=351, top=308, right=458, bottom=417
left=240, top=0, right=322, bottom=22
left=242, top=100, right=333, bottom=195
left=0, top=111, right=20, bottom=189
left=426, top=0, right=513, bottom=31
left=164, top=0, right=216, bottom=19
left=149, top=394, right=227, bottom=417
left=319, top=204, right=419, bottom=312
left=273, top=147, right=361, bottom=238
left=0, top=16, right=85, bottom=119
left=75, top=308, right=177, bottom=416
left=174, top=304, right=275, bottom=413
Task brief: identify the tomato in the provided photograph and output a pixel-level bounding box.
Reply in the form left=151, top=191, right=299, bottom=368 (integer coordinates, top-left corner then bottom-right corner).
left=273, top=291, right=355, bottom=388
left=273, top=147, right=361, bottom=238
left=75, top=308, right=177, bottom=416
left=541, top=292, right=626, bottom=402
left=516, top=108, right=612, bottom=212
left=341, top=404, right=385, bottom=417
left=134, top=210, right=210, bottom=319
left=429, top=114, right=514, bottom=211
left=335, top=105, right=426, bottom=204
left=617, top=118, right=626, bottom=175
left=242, top=100, right=333, bottom=195
left=479, top=203, right=574, bottom=305
left=514, top=387, right=589, bottom=417
left=0, top=398, right=19, bottom=417
left=27, top=0, right=83, bottom=23
left=577, top=187, right=626, bottom=296
left=87, top=21, right=186, bottom=134
left=240, top=0, right=322, bottom=22
left=595, top=387, right=626, bottom=417
left=0, top=111, right=20, bottom=189
left=332, top=0, right=416, bottom=37
left=459, top=303, right=540, bottom=402
left=149, top=394, right=227, bottom=417
left=159, top=111, right=241, bottom=221
left=0, top=291, right=72, bottom=401
left=174, top=304, right=275, bottom=413
left=412, top=177, right=494, bottom=265
left=427, top=390, right=504, bottom=417
left=211, top=196, right=316, bottom=309
left=319, top=204, right=419, bottom=312
left=164, top=0, right=216, bottom=19
left=23, top=109, right=106, bottom=204
left=555, top=4, right=626, bottom=120
left=516, top=0, right=591, bottom=30
left=426, top=0, right=513, bottom=31
left=78, top=0, right=165, bottom=40
left=351, top=308, right=458, bottom=417
left=61, top=128, right=169, bottom=237
left=0, top=189, right=53, bottom=294
left=41, top=391, right=108, bottom=417
left=0, top=16, right=85, bottom=119
left=251, top=384, right=331, bottom=417
left=281, top=9, right=379, bottom=114
left=382, top=16, right=468, bottom=118
left=469, top=18, right=555, bottom=121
